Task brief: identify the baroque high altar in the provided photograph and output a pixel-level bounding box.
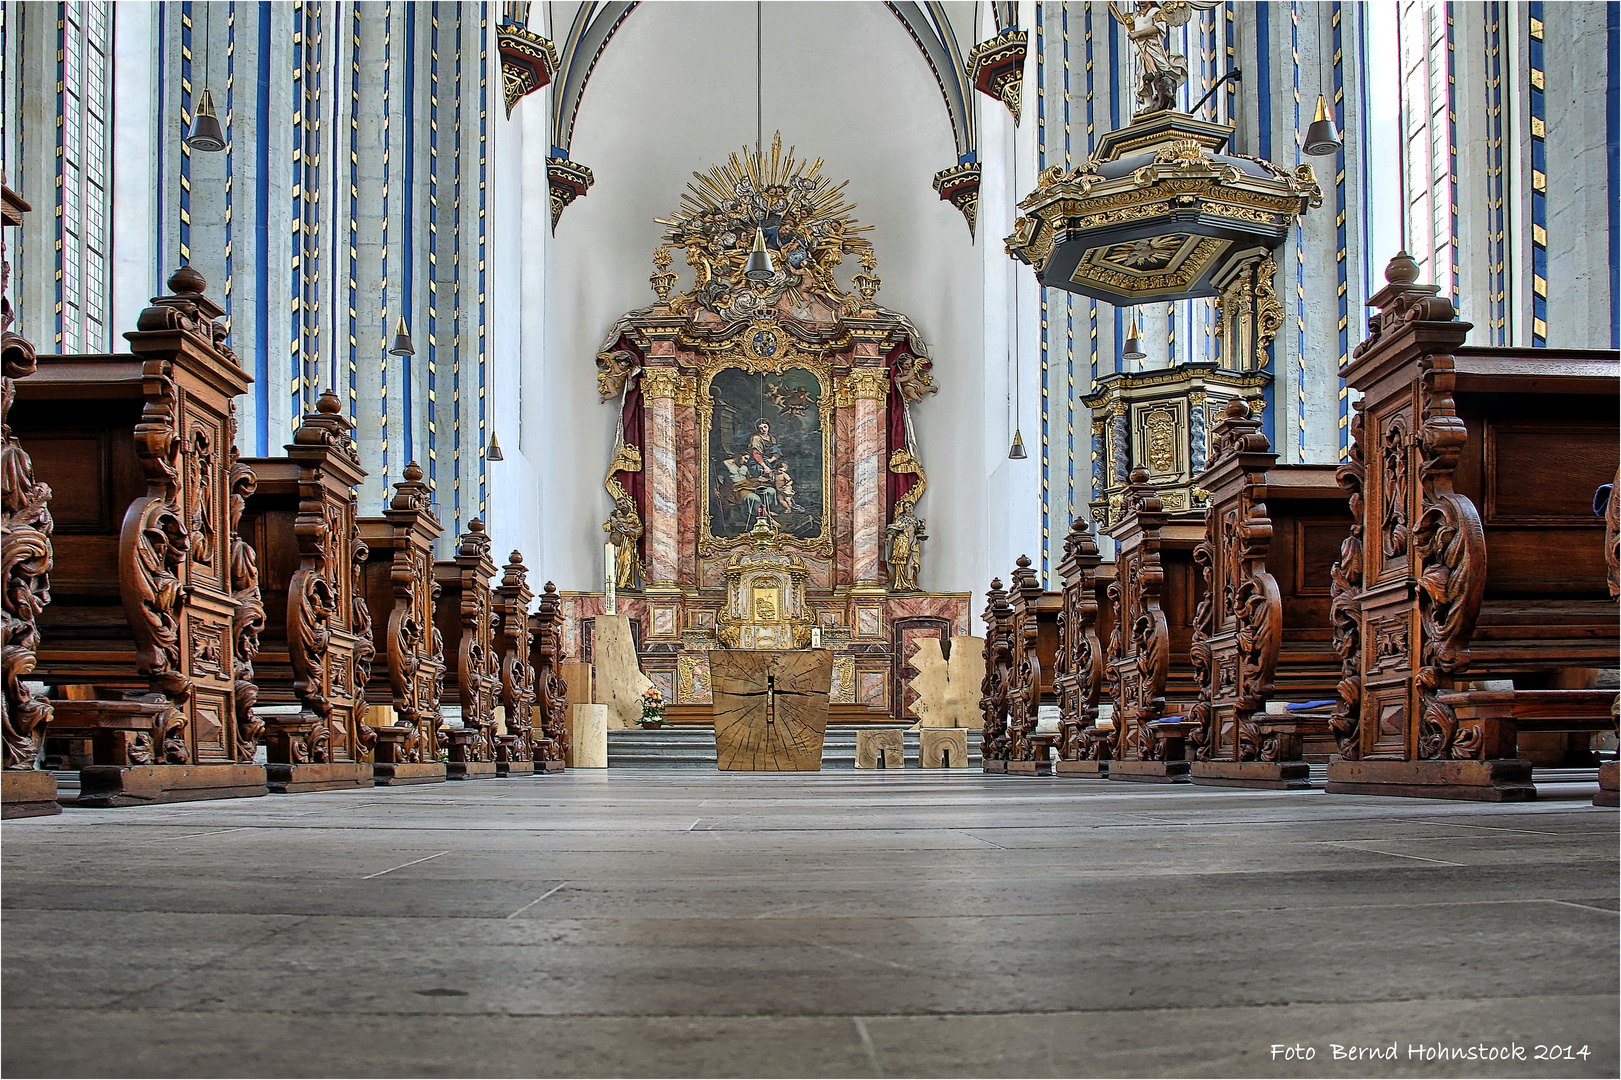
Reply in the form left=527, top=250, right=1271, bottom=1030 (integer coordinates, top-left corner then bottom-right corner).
left=569, top=137, right=968, bottom=720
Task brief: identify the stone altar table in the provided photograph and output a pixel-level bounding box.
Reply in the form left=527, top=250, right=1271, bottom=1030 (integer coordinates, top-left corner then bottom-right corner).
left=709, top=650, right=833, bottom=771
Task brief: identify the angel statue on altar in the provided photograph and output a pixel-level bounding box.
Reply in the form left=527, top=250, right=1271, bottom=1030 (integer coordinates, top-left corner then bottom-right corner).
left=1110, top=1, right=1220, bottom=116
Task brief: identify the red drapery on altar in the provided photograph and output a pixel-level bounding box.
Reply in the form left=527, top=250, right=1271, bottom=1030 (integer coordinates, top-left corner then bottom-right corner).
left=885, top=340, right=919, bottom=518
left=605, top=334, right=647, bottom=561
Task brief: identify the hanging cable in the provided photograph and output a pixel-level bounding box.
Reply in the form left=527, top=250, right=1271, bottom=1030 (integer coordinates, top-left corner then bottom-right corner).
left=756, top=1, right=763, bottom=152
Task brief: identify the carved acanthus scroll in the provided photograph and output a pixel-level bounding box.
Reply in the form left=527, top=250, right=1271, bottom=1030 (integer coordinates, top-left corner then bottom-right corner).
left=1055, top=518, right=1105, bottom=762
left=1330, top=402, right=1367, bottom=758
left=2, top=187, right=54, bottom=770
left=496, top=551, right=537, bottom=763
left=227, top=406, right=265, bottom=762
left=532, top=581, right=569, bottom=764
left=978, top=578, right=1014, bottom=761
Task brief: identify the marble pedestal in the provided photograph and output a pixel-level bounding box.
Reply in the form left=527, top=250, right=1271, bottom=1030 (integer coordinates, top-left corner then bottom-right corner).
left=571, top=705, right=609, bottom=768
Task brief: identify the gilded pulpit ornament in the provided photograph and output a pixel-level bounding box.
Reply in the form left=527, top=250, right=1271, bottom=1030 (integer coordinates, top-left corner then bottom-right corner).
left=1009, top=9, right=1319, bottom=526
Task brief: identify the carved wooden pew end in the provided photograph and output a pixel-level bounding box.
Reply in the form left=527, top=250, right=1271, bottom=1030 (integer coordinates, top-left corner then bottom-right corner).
left=1189, top=704, right=1328, bottom=790
left=0, top=771, right=60, bottom=818
left=371, top=726, right=449, bottom=786
left=1326, top=689, right=1618, bottom=802
left=48, top=699, right=267, bottom=806
left=1598, top=761, right=1619, bottom=808
left=495, top=741, right=537, bottom=777
left=1106, top=717, right=1193, bottom=784
left=443, top=718, right=498, bottom=781
left=1007, top=733, right=1058, bottom=775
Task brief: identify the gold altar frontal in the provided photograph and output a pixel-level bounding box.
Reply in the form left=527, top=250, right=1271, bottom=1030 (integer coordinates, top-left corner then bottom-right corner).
left=709, top=650, right=833, bottom=771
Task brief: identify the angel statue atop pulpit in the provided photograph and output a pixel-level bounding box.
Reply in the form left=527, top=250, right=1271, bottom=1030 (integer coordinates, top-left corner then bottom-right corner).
left=1109, top=1, right=1220, bottom=116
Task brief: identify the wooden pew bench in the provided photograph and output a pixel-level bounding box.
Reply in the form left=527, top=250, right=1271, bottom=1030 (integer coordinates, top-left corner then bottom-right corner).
left=492, top=551, right=539, bottom=776
left=528, top=579, right=570, bottom=773
left=434, top=519, right=500, bottom=780
left=1183, top=399, right=1351, bottom=788
left=1326, top=256, right=1619, bottom=801
left=357, top=463, right=448, bottom=785
left=238, top=390, right=375, bottom=792
left=1003, top=555, right=1063, bottom=774
left=979, top=577, right=1015, bottom=771
left=16, top=268, right=264, bottom=805
left=1098, top=469, right=1206, bottom=784
left=1053, top=518, right=1111, bottom=776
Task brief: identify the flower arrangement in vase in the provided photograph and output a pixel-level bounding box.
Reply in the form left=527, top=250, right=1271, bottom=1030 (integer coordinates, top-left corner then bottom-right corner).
left=639, top=686, right=667, bottom=728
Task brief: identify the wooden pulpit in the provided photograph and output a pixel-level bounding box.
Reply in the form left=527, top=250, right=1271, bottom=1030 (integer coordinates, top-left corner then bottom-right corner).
left=709, top=650, right=833, bottom=771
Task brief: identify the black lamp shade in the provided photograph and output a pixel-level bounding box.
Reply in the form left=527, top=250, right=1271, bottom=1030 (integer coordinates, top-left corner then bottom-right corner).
left=744, top=228, right=775, bottom=282
left=389, top=316, right=416, bottom=356
left=1008, top=429, right=1028, bottom=460
left=486, top=432, right=505, bottom=461
left=1302, top=94, right=1342, bottom=157
left=1122, top=313, right=1146, bottom=362
left=185, top=89, right=227, bottom=152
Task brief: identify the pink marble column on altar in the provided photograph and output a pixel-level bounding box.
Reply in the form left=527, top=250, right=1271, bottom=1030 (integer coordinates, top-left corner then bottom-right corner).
left=851, top=361, right=887, bottom=585
left=676, top=386, right=698, bottom=584
left=833, top=401, right=855, bottom=584
left=642, top=366, right=680, bottom=585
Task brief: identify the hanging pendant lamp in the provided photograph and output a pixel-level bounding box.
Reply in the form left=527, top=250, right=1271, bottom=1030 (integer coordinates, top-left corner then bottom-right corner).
left=744, top=227, right=775, bottom=282
left=184, top=5, right=226, bottom=152
left=1302, top=94, right=1343, bottom=157
left=1008, top=429, right=1028, bottom=460
left=486, top=431, right=505, bottom=461
left=389, top=316, right=416, bottom=356
left=186, top=89, right=227, bottom=152
left=1122, top=311, right=1147, bottom=364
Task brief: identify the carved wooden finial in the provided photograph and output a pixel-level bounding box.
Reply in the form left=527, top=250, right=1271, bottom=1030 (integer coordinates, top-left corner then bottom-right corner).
left=989, top=576, right=1003, bottom=591
left=1384, top=250, right=1421, bottom=286
left=388, top=461, right=433, bottom=516
left=168, top=264, right=207, bottom=296
left=1016, top=554, right=1032, bottom=570
left=1209, top=395, right=1272, bottom=466
left=500, top=550, right=529, bottom=590
left=1129, top=466, right=1150, bottom=485
left=316, top=387, right=343, bottom=414
left=457, top=517, right=493, bottom=561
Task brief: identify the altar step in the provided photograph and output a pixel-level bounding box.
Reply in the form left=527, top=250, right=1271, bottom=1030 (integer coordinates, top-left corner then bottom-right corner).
left=607, top=726, right=984, bottom=770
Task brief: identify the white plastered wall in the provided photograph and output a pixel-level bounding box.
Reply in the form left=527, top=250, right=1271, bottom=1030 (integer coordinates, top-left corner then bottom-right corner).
left=531, top=1, right=993, bottom=604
